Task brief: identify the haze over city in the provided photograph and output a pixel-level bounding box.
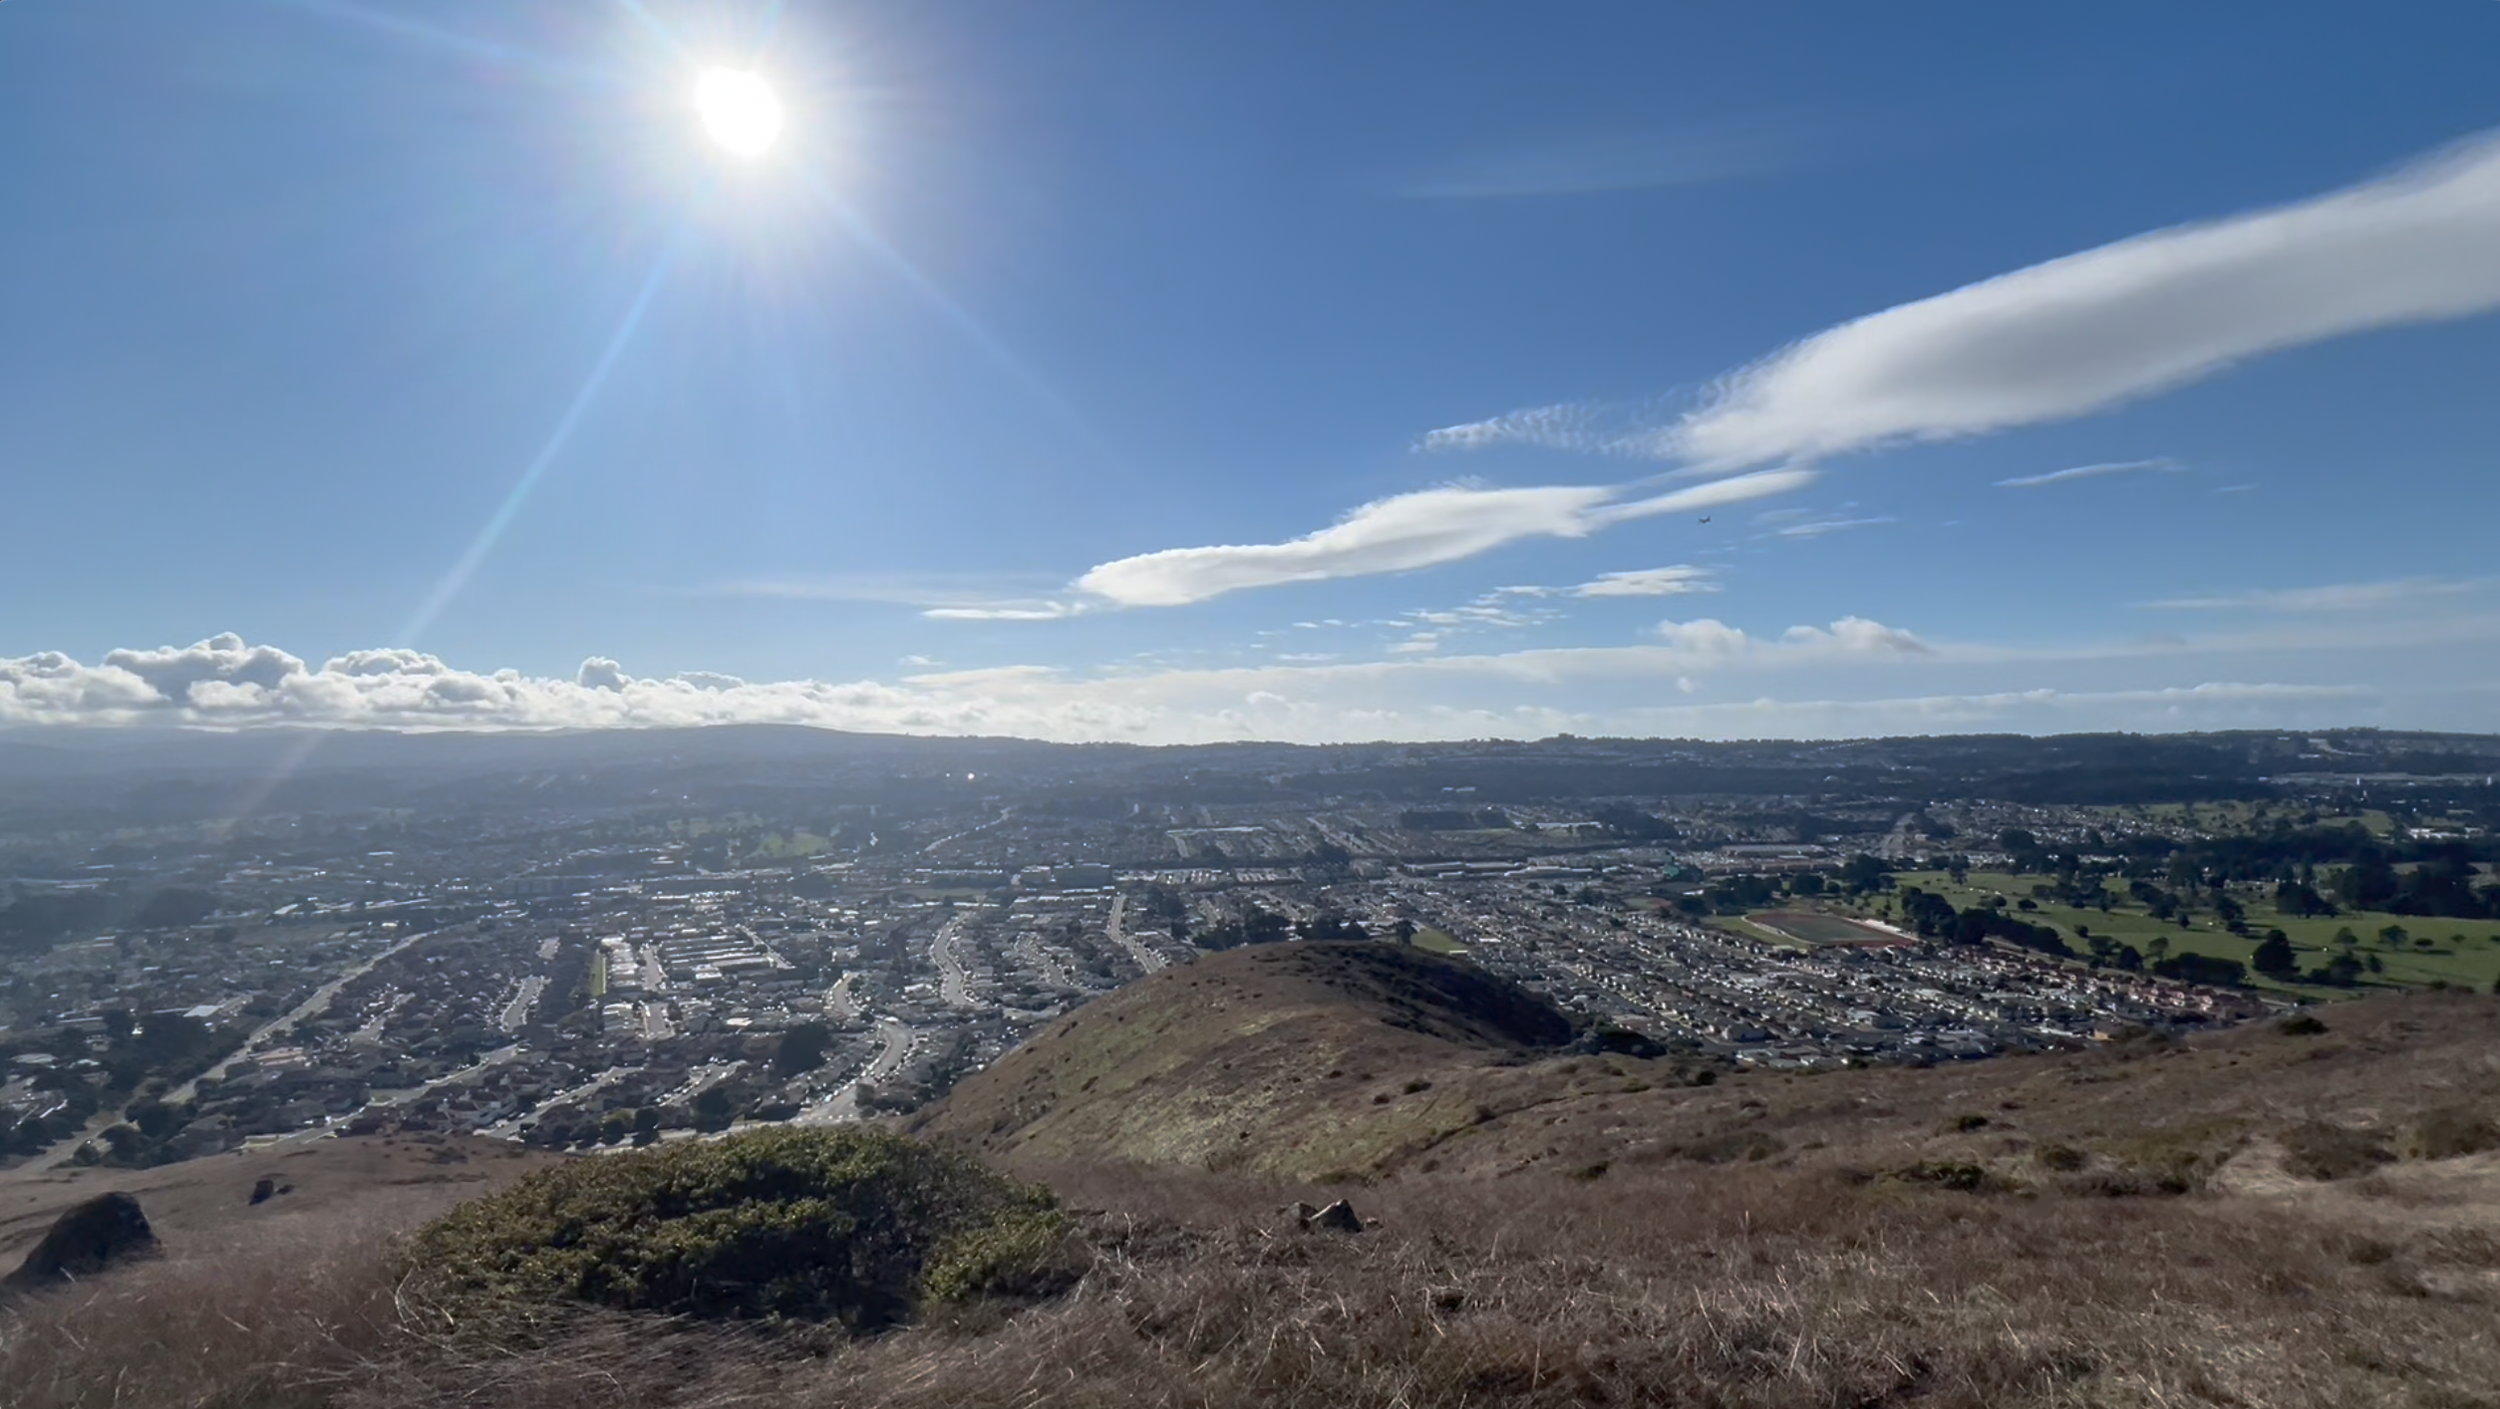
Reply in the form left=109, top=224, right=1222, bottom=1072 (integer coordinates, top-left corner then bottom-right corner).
left=7, top=1, right=2500, bottom=743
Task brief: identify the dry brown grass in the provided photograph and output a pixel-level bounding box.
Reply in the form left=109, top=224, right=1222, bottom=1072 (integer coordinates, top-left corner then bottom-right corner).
left=8, top=1150, right=2499, bottom=1409
left=7, top=993, right=2497, bottom=1408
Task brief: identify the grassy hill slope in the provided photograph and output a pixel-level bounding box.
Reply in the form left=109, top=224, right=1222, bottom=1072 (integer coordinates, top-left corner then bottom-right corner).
left=909, top=942, right=1582, bottom=1179
left=9, top=963, right=2500, bottom=1409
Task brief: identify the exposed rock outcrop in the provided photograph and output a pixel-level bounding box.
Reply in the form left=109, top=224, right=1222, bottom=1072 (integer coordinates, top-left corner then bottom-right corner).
left=3, top=1192, right=159, bottom=1292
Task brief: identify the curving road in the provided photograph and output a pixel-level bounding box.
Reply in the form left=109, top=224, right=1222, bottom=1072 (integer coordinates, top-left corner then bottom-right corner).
left=1105, top=894, right=1169, bottom=975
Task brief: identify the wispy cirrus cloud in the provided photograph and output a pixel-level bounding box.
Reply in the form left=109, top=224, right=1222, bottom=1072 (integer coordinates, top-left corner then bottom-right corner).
left=1435, top=132, right=2500, bottom=470
left=2142, top=576, right=2490, bottom=613
left=1572, top=565, right=1720, bottom=597
left=1770, top=514, right=1894, bottom=539
left=1995, top=457, right=2183, bottom=488
left=1074, top=468, right=1810, bottom=607
left=921, top=600, right=1090, bottom=622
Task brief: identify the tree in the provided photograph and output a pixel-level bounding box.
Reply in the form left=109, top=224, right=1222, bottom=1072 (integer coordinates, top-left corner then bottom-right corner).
left=2251, top=930, right=2297, bottom=978
left=773, top=1021, right=833, bottom=1080
left=1838, top=854, right=1894, bottom=896
left=2147, top=936, right=2171, bottom=963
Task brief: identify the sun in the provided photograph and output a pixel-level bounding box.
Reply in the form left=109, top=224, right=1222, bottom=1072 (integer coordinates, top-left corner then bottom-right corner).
left=693, top=68, right=783, bottom=159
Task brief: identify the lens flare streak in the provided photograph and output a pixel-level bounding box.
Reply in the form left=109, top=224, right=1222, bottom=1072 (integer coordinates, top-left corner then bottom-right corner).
left=396, top=223, right=690, bottom=646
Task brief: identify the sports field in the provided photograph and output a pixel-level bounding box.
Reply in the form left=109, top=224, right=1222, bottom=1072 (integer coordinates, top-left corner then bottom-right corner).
left=1748, top=911, right=1912, bottom=946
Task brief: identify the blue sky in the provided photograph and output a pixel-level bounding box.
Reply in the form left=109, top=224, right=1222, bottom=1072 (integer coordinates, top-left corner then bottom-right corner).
left=5, top=0, right=2500, bottom=742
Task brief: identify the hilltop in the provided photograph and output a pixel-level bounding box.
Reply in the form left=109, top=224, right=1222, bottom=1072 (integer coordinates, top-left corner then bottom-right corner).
left=909, top=942, right=1583, bottom=1178
left=918, top=942, right=2500, bottom=1195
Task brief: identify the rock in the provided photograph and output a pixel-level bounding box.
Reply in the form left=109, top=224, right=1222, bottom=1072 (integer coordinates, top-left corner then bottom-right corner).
left=1286, top=1201, right=1320, bottom=1228
left=250, top=1176, right=277, bottom=1205
left=1308, top=1199, right=1365, bottom=1234
left=3, top=1192, right=159, bottom=1292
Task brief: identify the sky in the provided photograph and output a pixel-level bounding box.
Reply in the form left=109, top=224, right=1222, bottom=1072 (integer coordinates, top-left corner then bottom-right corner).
left=5, top=0, right=2500, bottom=744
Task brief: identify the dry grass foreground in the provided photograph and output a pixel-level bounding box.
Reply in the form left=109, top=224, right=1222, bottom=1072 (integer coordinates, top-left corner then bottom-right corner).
left=2, top=987, right=2497, bottom=1407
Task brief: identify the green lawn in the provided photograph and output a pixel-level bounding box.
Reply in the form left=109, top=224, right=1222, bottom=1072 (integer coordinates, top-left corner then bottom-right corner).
left=1409, top=926, right=1468, bottom=956
left=1876, top=871, right=2500, bottom=994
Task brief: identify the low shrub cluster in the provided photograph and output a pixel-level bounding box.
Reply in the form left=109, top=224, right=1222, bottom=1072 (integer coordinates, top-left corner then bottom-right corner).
left=400, top=1127, right=1074, bottom=1332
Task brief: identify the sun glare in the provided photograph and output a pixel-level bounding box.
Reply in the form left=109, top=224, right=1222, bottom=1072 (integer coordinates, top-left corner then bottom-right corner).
left=694, top=68, right=783, bottom=159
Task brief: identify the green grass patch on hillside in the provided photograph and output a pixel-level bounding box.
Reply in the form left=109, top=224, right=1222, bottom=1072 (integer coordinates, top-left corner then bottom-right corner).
left=1881, top=871, right=2500, bottom=992
left=1408, top=926, right=1467, bottom=956
left=401, top=1127, right=1075, bottom=1332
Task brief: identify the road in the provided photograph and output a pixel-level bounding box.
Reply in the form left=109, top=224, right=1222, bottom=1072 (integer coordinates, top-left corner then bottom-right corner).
left=1105, top=894, right=1169, bottom=974
left=923, top=808, right=1013, bottom=855
left=931, top=917, right=975, bottom=1007
left=498, top=975, right=548, bottom=1032
left=475, top=1057, right=624, bottom=1141
left=155, top=929, right=433, bottom=1115
left=823, top=972, right=861, bottom=1022
left=794, top=1020, right=915, bottom=1126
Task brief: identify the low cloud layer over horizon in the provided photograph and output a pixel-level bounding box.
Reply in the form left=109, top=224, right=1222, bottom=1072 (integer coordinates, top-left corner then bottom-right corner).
left=1, top=624, right=2485, bottom=747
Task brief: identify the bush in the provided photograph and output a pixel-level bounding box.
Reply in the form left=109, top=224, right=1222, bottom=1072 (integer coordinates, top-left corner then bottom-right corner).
left=400, top=1127, right=1066, bottom=1332
left=2405, top=1105, right=2500, bottom=1161
left=2280, top=1121, right=2394, bottom=1182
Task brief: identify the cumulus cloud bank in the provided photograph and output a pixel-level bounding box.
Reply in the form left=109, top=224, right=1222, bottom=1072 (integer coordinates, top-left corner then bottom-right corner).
left=0, top=629, right=2462, bottom=744
left=1077, top=469, right=1810, bottom=607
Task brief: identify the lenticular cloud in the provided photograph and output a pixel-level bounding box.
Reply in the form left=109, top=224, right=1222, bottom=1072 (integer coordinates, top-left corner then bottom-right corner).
left=1662, top=132, right=2500, bottom=469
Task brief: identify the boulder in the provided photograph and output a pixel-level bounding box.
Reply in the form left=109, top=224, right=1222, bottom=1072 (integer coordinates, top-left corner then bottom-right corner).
left=250, top=1176, right=277, bottom=1205
left=3, top=1192, right=159, bottom=1292
left=1308, top=1199, right=1365, bottom=1234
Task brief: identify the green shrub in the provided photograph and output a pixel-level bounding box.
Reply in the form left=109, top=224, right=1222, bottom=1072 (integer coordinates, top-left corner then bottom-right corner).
left=401, top=1126, right=1067, bottom=1332
left=2033, top=1143, right=2089, bottom=1173
left=2280, top=1121, right=2394, bottom=1181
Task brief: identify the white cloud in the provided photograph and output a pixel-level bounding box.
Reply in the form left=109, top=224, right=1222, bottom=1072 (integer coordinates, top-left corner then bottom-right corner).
left=1650, top=615, right=1930, bottom=659
left=1655, top=618, right=1752, bottom=656
left=1782, top=617, right=1934, bottom=654
left=1664, top=133, right=2500, bottom=468
left=1075, top=469, right=1810, bottom=607
left=0, top=626, right=2484, bottom=744
left=1770, top=515, right=1894, bottom=539
left=921, top=600, right=1089, bottom=622
left=576, top=657, right=630, bottom=692
left=1994, top=457, right=2182, bottom=489
left=2143, top=577, right=2489, bottom=613
left=1417, top=402, right=1609, bottom=454
left=1573, top=565, right=1719, bottom=598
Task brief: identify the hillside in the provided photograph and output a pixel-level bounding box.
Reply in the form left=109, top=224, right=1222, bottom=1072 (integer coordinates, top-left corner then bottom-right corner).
left=7, top=974, right=2500, bottom=1408
left=909, top=942, right=1581, bottom=1178
left=919, top=942, right=2500, bottom=1194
